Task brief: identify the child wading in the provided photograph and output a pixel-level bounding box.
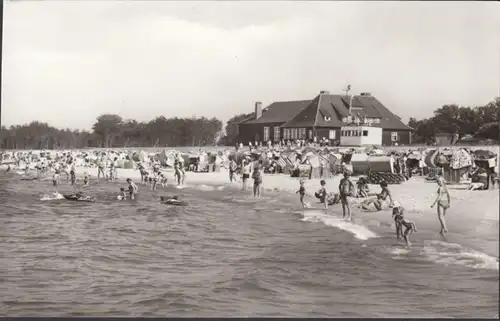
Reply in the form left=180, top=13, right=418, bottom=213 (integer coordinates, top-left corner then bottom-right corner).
left=316, top=180, right=329, bottom=210
left=396, top=214, right=417, bottom=248
left=296, top=179, right=306, bottom=208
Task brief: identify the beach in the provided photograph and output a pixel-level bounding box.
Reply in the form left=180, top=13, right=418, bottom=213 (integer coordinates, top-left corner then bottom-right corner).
left=0, top=154, right=498, bottom=317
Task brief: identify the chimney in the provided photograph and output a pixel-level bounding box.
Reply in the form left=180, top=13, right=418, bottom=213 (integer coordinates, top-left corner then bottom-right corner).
left=320, top=90, right=330, bottom=95
left=255, top=101, right=262, bottom=119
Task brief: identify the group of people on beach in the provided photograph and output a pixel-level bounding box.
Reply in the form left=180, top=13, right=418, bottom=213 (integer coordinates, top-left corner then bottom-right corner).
left=5, top=145, right=459, bottom=248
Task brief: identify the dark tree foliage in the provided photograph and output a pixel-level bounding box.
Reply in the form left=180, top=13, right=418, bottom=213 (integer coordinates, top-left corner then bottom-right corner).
left=408, top=97, right=499, bottom=144
left=219, top=112, right=253, bottom=146
left=0, top=115, right=223, bottom=149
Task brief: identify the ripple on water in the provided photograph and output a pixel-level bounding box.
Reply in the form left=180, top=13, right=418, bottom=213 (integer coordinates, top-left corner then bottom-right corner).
left=0, top=174, right=498, bottom=318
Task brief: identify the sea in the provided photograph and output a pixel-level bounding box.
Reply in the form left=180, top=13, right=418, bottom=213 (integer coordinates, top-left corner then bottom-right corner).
left=0, top=171, right=498, bottom=318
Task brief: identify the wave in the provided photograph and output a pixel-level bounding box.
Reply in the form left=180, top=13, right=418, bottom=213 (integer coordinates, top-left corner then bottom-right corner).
left=40, top=193, right=65, bottom=201
left=422, top=240, right=499, bottom=271
left=301, top=210, right=378, bottom=241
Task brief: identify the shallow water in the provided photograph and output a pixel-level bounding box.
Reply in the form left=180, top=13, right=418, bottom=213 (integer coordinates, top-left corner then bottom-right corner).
left=0, top=173, right=498, bottom=317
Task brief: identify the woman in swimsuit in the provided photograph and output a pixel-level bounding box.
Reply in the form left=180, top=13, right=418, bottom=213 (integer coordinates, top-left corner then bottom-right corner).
left=338, top=172, right=355, bottom=220
left=431, top=176, right=450, bottom=235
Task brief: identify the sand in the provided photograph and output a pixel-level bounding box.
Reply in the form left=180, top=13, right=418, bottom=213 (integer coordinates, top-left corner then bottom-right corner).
left=72, top=165, right=499, bottom=221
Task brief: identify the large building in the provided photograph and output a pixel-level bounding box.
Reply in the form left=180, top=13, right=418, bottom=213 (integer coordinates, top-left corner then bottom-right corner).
left=238, top=90, right=412, bottom=147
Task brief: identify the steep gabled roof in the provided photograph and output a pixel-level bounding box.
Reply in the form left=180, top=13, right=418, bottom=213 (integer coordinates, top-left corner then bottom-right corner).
left=281, top=95, right=322, bottom=128
left=361, top=96, right=411, bottom=130
left=244, top=93, right=411, bottom=131
left=241, top=100, right=311, bottom=124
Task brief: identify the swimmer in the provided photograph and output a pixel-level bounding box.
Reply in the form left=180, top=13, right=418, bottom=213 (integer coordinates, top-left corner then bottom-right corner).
left=395, top=215, right=417, bottom=248
left=126, top=178, right=138, bottom=200
left=83, top=172, right=90, bottom=187
left=296, top=179, right=306, bottom=208
left=252, top=164, right=263, bottom=198
left=52, top=170, right=61, bottom=190
left=117, top=187, right=127, bottom=200
left=143, top=171, right=150, bottom=185
left=160, top=195, right=179, bottom=203
left=149, top=176, right=158, bottom=191
left=431, top=176, right=450, bottom=235
left=339, top=172, right=355, bottom=220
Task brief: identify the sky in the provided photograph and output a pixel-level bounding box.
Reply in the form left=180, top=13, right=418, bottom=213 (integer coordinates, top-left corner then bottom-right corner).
left=2, top=1, right=500, bottom=130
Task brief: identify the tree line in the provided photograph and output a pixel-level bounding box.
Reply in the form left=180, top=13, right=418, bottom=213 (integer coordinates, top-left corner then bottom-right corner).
left=1, top=97, right=498, bottom=150
left=407, top=97, right=499, bottom=144
left=0, top=114, right=223, bottom=150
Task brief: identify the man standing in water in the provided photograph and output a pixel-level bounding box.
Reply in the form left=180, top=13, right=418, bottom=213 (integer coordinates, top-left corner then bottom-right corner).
left=126, top=178, right=139, bottom=200
left=338, top=172, right=355, bottom=221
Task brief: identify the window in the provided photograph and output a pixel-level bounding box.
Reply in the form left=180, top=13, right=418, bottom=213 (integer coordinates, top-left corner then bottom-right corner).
left=391, top=132, right=399, bottom=142
left=374, top=118, right=381, bottom=124
left=342, top=117, right=348, bottom=123
left=329, top=130, right=336, bottom=139
left=299, top=128, right=306, bottom=139
left=284, top=128, right=290, bottom=140
left=324, top=116, right=331, bottom=121
left=358, top=130, right=362, bottom=136
left=273, top=127, right=280, bottom=141
left=263, top=127, right=270, bottom=142
left=363, top=130, right=369, bottom=136
left=293, top=128, right=298, bottom=139
left=308, top=130, right=313, bottom=140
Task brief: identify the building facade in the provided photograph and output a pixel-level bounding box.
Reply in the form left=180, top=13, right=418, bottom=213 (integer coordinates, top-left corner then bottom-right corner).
left=238, top=91, right=412, bottom=146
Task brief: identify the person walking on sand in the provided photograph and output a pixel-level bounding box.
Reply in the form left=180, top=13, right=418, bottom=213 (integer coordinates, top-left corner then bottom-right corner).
left=431, top=176, right=450, bottom=235
left=339, top=172, right=355, bottom=221
left=97, top=157, right=106, bottom=179
left=229, top=158, right=237, bottom=183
